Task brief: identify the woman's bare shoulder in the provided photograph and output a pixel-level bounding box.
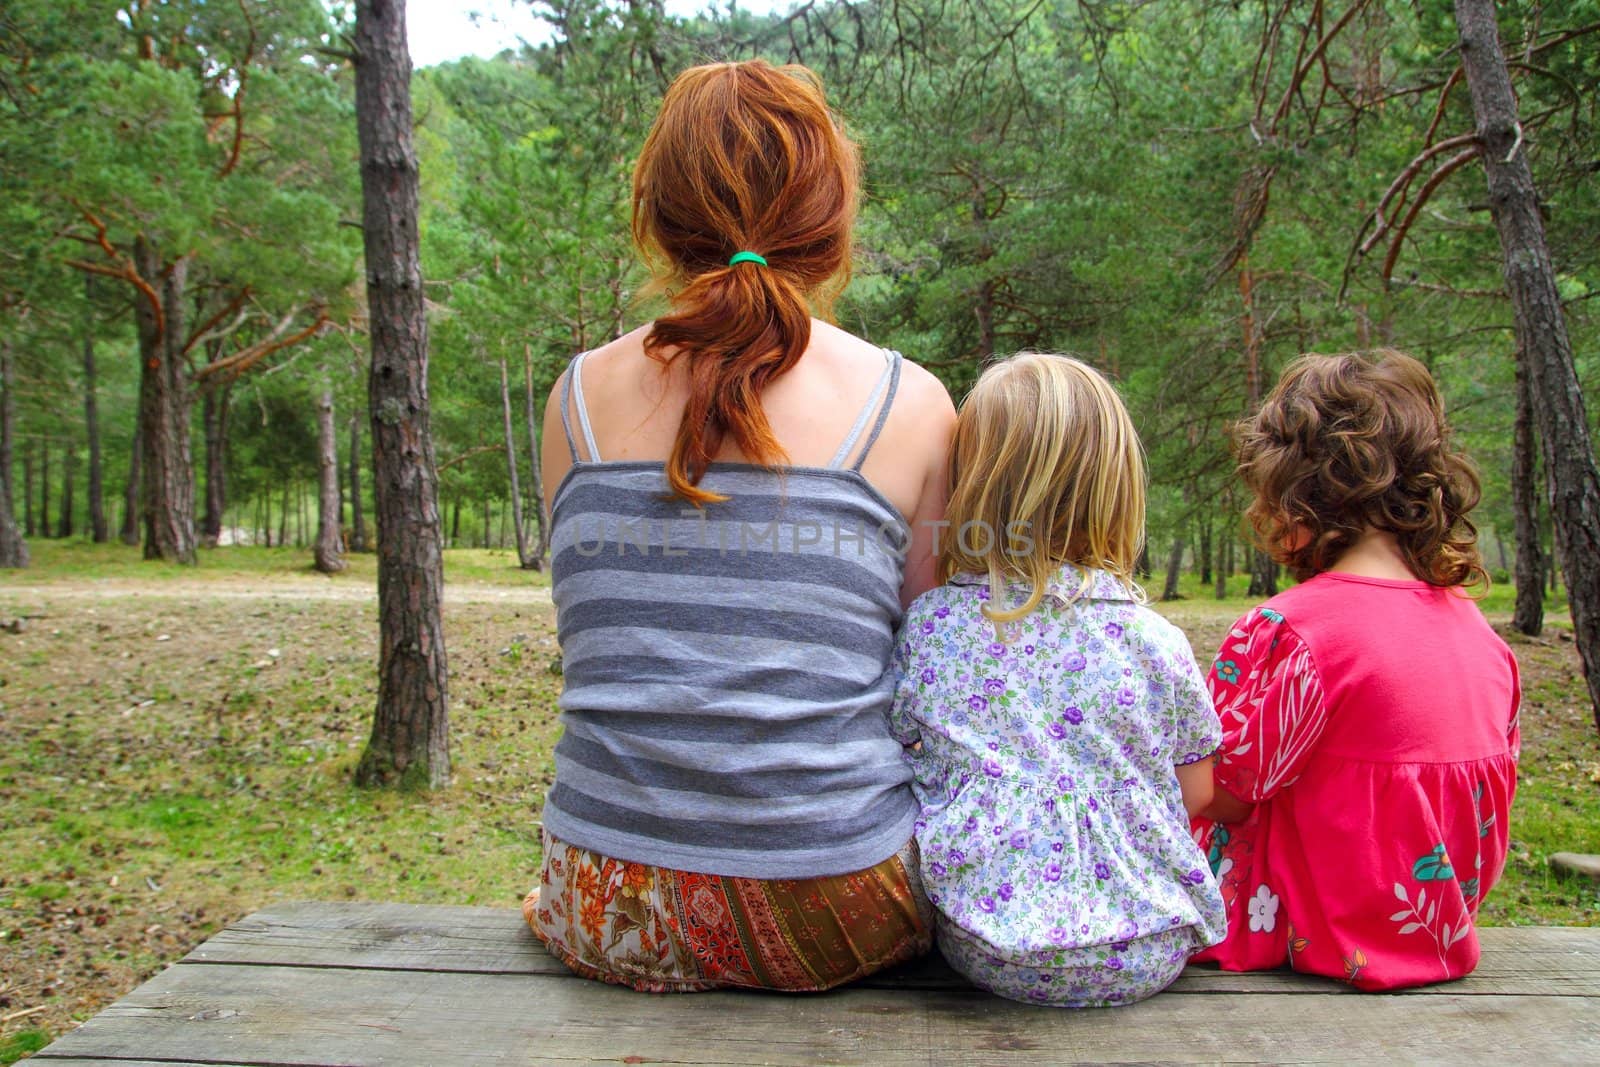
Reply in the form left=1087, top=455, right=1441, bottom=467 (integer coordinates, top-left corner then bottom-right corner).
left=582, top=324, right=655, bottom=373
left=808, top=320, right=953, bottom=407
left=893, top=355, right=956, bottom=415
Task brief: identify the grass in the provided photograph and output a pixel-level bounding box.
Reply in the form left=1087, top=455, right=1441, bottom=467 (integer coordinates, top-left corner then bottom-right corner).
left=0, top=541, right=1596, bottom=1060
left=2, top=543, right=560, bottom=1060
left=0, top=1035, right=47, bottom=1063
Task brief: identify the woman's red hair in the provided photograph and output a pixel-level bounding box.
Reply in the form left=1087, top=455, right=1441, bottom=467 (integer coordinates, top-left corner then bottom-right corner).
left=632, top=60, right=859, bottom=505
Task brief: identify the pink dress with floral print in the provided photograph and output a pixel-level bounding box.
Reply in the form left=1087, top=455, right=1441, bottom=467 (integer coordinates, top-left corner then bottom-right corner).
left=1192, top=572, right=1520, bottom=990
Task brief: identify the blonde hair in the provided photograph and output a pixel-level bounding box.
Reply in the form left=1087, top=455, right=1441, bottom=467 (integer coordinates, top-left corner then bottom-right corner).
left=942, top=353, right=1147, bottom=626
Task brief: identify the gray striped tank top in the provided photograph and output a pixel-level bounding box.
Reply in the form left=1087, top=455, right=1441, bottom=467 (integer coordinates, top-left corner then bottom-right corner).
left=542, top=348, right=918, bottom=879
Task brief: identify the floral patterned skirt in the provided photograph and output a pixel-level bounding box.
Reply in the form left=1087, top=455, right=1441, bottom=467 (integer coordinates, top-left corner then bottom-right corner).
left=524, top=829, right=934, bottom=993
left=938, top=915, right=1195, bottom=1008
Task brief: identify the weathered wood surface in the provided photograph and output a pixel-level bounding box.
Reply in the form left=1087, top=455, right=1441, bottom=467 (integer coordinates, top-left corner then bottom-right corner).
left=33, top=901, right=1600, bottom=1066
left=178, top=900, right=1600, bottom=996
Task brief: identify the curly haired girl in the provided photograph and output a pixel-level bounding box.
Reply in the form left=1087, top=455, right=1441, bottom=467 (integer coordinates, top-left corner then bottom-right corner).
left=1193, top=349, right=1520, bottom=990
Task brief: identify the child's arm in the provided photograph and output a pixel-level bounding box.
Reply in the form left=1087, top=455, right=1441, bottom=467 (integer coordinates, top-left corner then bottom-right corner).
left=1200, top=779, right=1253, bottom=823
left=1204, top=608, right=1330, bottom=820
left=1164, top=625, right=1224, bottom=816
left=1175, top=756, right=1215, bottom=819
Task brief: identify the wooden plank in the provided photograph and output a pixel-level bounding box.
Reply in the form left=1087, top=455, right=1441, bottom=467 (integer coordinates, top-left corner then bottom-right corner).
left=32, top=962, right=1600, bottom=1066
left=183, top=900, right=569, bottom=976
left=186, top=901, right=1600, bottom=996
left=29, top=1061, right=244, bottom=1067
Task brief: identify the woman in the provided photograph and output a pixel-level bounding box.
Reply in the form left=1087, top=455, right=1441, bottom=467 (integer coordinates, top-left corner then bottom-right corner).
left=524, top=59, right=956, bottom=992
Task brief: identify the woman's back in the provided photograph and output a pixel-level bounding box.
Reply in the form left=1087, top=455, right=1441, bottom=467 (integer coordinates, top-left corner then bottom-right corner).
left=543, top=334, right=947, bottom=878
left=548, top=320, right=946, bottom=529
left=527, top=57, right=951, bottom=994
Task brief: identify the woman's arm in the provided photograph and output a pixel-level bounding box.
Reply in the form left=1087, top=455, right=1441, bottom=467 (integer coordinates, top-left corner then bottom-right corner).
left=885, top=364, right=957, bottom=607
left=541, top=370, right=573, bottom=524
left=1176, top=757, right=1216, bottom=820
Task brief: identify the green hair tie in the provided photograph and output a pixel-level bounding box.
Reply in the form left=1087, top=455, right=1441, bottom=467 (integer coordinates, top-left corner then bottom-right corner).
left=728, top=251, right=768, bottom=267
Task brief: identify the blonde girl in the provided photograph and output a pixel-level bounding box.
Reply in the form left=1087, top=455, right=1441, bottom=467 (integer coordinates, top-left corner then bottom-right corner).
left=890, top=353, right=1225, bottom=1007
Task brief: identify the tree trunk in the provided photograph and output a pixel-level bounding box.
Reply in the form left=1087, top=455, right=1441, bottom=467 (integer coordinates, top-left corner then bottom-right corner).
left=1240, top=256, right=1263, bottom=412
left=348, top=411, right=367, bottom=551
left=1457, top=0, right=1600, bottom=730
left=83, top=279, right=108, bottom=543
left=314, top=387, right=346, bottom=573
left=1198, top=519, right=1213, bottom=586
left=972, top=189, right=997, bottom=361
left=1161, top=534, right=1185, bottom=601
left=481, top=497, right=491, bottom=550
left=450, top=495, right=460, bottom=546
left=1511, top=352, right=1544, bottom=636
left=200, top=383, right=231, bottom=548
left=23, top=447, right=34, bottom=536
left=0, top=463, right=23, bottom=567
left=1248, top=549, right=1279, bottom=598
left=353, top=0, right=450, bottom=790
left=499, top=357, right=534, bottom=568
left=1240, top=256, right=1280, bottom=601
left=0, top=341, right=25, bottom=567
left=56, top=445, right=75, bottom=538
left=39, top=436, right=50, bottom=537
left=0, top=341, right=12, bottom=508
left=279, top=482, right=290, bottom=547
left=296, top=483, right=306, bottom=547
left=119, top=423, right=141, bottom=545
left=523, top=343, right=549, bottom=566
left=133, top=239, right=197, bottom=564
left=1214, top=526, right=1229, bottom=600
left=23, top=450, right=34, bottom=536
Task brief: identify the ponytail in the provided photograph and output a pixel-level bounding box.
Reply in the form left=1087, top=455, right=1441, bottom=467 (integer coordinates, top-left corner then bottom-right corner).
left=632, top=60, right=858, bottom=505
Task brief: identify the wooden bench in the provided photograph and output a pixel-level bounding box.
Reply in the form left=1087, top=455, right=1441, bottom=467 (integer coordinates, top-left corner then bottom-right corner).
left=30, top=902, right=1600, bottom=1065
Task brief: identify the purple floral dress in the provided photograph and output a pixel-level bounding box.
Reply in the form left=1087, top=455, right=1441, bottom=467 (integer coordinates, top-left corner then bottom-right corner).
left=890, top=567, right=1226, bottom=1006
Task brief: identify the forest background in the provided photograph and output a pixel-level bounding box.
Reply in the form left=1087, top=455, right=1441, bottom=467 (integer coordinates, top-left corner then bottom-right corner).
left=1, top=0, right=1597, bottom=1058
left=3, top=0, right=1597, bottom=597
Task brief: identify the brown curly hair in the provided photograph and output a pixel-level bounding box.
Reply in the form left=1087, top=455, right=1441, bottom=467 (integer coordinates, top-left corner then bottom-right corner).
left=1235, top=349, right=1488, bottom=588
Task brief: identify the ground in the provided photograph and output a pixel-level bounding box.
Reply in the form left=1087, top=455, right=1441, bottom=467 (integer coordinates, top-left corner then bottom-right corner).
left=1, top=543, right=1597, bottom=1062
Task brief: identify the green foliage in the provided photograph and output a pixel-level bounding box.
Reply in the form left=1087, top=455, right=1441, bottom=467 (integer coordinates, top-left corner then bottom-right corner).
left=3, top=0, right=1596, bottom=572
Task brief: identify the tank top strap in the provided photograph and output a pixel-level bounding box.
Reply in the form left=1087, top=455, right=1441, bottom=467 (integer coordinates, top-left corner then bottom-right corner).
left=561, top=350, right=601, bottom=463
left=834, top=349, right=903, bottom=472
left=828, top=349, right=902, bottom=470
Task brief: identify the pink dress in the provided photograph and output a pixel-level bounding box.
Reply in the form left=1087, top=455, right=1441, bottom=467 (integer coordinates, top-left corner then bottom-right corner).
left=1192, top=572, right=1520, bottom=990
